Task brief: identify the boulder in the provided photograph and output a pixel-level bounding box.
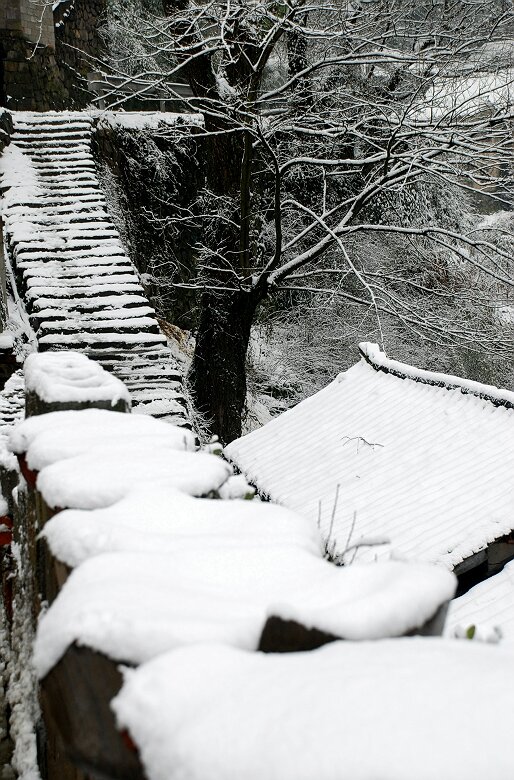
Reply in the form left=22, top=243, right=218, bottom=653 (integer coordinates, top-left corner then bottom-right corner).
left=0, top=110, right=13, bottom=154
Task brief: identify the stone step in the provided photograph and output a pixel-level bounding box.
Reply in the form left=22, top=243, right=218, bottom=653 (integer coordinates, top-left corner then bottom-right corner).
left=29, top=150, right=95, bottom=159
left=21, top=262, right=133, bottom=279
left=14, top=233, right=122, bottom=247
left=25, top=196, right=102, bottom=206
left=13, top=120, right=92, bottom=131
left=14, top=243, right=125, bottom=259
left=18, top=255, right=129, bottom=270
left=12, top=124, right=92, bottom=133
left=6, top=207, right=106, bottom=219
left=12, top=134, right=92, bottom=145
left=30, top=294, right=149, bottom=312
left=15, top=227, right=117, bottom=240
left=26, top=271, right=140, bottom=289
left=86, top=346, right=171, bottom=362
left=5, top=195, right=107, bottom=209
left=29, top=171, right=98, bottom=181
left=12, top=138, right=91, bottom=148
left=26, top=284, right=145, bottom=302
left=5, top=111, right=188, bottom=428
left=35, top=168, right=97, bottom=177
left=37, top=317, right=161, bottom=336
left=37, top=331, right=167, bottom=348
left=16, top=236, right=121, bottom=255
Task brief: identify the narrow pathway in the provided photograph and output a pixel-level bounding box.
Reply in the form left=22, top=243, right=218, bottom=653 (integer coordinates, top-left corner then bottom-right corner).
left=3, top=111, right=188, bottom=425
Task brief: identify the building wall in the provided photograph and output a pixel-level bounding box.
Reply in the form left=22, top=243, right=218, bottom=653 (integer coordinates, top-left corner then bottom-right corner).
left=54, top=0, right=107, bottom=107
left=0, top=0, right=106, bottom=110
left=0, top=0, right=55, bottom=48
left=0, top=34, right=69, bottom=110
left=0, top=1, right=21, bottom=36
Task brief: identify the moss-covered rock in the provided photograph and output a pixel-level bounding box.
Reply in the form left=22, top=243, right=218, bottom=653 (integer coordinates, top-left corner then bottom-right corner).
left=92, top=122, right=202, bottom=327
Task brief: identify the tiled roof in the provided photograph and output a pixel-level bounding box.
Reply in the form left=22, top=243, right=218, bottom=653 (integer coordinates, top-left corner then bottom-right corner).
left=225, top=343, right=514, bottom=570
left=446, top=561, right=514, bottom=642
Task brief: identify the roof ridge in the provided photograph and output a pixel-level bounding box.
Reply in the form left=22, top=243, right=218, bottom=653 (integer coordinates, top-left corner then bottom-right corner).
left=358, top=342, right=514, bottom=411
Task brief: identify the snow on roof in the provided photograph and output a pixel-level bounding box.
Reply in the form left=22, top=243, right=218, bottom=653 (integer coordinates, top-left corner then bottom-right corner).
left=112, top=639, right=514, bottom=780
left=413, top=69, right=514, bottom=121
left=33, top=550, right=455, bottom=678
left=24, top=351, right=130, bottom=408
left=446, top=560, right=514, bottom=644
left=225, top=342, right=514, bottom=570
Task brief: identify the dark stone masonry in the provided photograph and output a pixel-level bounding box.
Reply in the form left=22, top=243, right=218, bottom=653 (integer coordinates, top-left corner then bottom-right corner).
left=0, top=0, right=107, bottom=111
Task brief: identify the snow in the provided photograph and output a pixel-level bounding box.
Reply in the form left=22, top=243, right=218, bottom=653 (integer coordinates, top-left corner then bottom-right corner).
left=8, top=408, right=223, bottom=509
left=360, top=341, right=514, bottom=406
left=497, top=305, right=514, bottom=325
left=33, top=551, right=455, bottom=678
left=23, top=351, right=130, bottom=407
left=0, top=333, right=14, bottom=350
left=414, top=69, right=514, bottom=121
left=446, top=560, right=514, bottom=644
left=0, top=145, right=42, bottom=209
left=217, top=474, right=255, bottom=500
left=38, top=444, right=230, bottom=509
left=40, top=487, right=320, bottom=568
left=226, top=343, right=514, bottom=569
left=112, top=639, right=514, bottom=780
left=9, top=408, right=195, bottom=468
left=95, top=112, right=204, bottom=130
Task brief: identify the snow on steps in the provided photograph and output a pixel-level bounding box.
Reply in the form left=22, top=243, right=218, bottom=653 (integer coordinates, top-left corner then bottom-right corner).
left=2, top=111, right=189, bottom=427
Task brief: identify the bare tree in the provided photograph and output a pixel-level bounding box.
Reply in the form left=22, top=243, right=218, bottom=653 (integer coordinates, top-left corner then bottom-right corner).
left=101, top=0, right=514, bottom=442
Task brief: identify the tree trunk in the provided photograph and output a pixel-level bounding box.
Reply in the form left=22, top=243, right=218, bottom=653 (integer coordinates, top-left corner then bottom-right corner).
left=189, top=286, right=264, bottom=444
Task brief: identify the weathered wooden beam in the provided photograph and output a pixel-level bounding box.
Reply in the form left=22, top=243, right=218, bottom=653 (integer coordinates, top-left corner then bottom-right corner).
left=40, top=644, right=144, bottom=780
left=259, top=601, right=450, bottom=653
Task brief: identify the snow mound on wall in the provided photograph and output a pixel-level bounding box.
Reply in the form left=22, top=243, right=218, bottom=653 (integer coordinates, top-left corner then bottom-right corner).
left=35, top=445, right=231, bottom=509
left=10, top=408, right=195, bottom=469
left=33, top=551, right=455, bottom=678
left=41, top=487, right=323, bottom=568
left=24, top=351, right=130, bottom=407
left=95, top=111, right=204, bottom=131
left=112, top=638, right=514, bottom=780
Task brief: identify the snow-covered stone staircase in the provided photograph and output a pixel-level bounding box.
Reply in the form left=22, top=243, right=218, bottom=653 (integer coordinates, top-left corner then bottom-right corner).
left=2, top=111, right=189, bottom=425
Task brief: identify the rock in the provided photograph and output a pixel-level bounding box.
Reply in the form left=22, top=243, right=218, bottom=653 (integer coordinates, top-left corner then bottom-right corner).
left=0, top=110, right=13, bottom=155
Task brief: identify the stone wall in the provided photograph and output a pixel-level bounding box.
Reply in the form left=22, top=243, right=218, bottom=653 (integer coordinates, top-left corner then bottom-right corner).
left=0, top=32, right=69, bottom=110
left=0, top=0, right=54, bottom=47
left=54, top=0, right=107, bottom=108
left=93, top=123, right=202, bottom=328
left=0, top=0, right=106, bottom=111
